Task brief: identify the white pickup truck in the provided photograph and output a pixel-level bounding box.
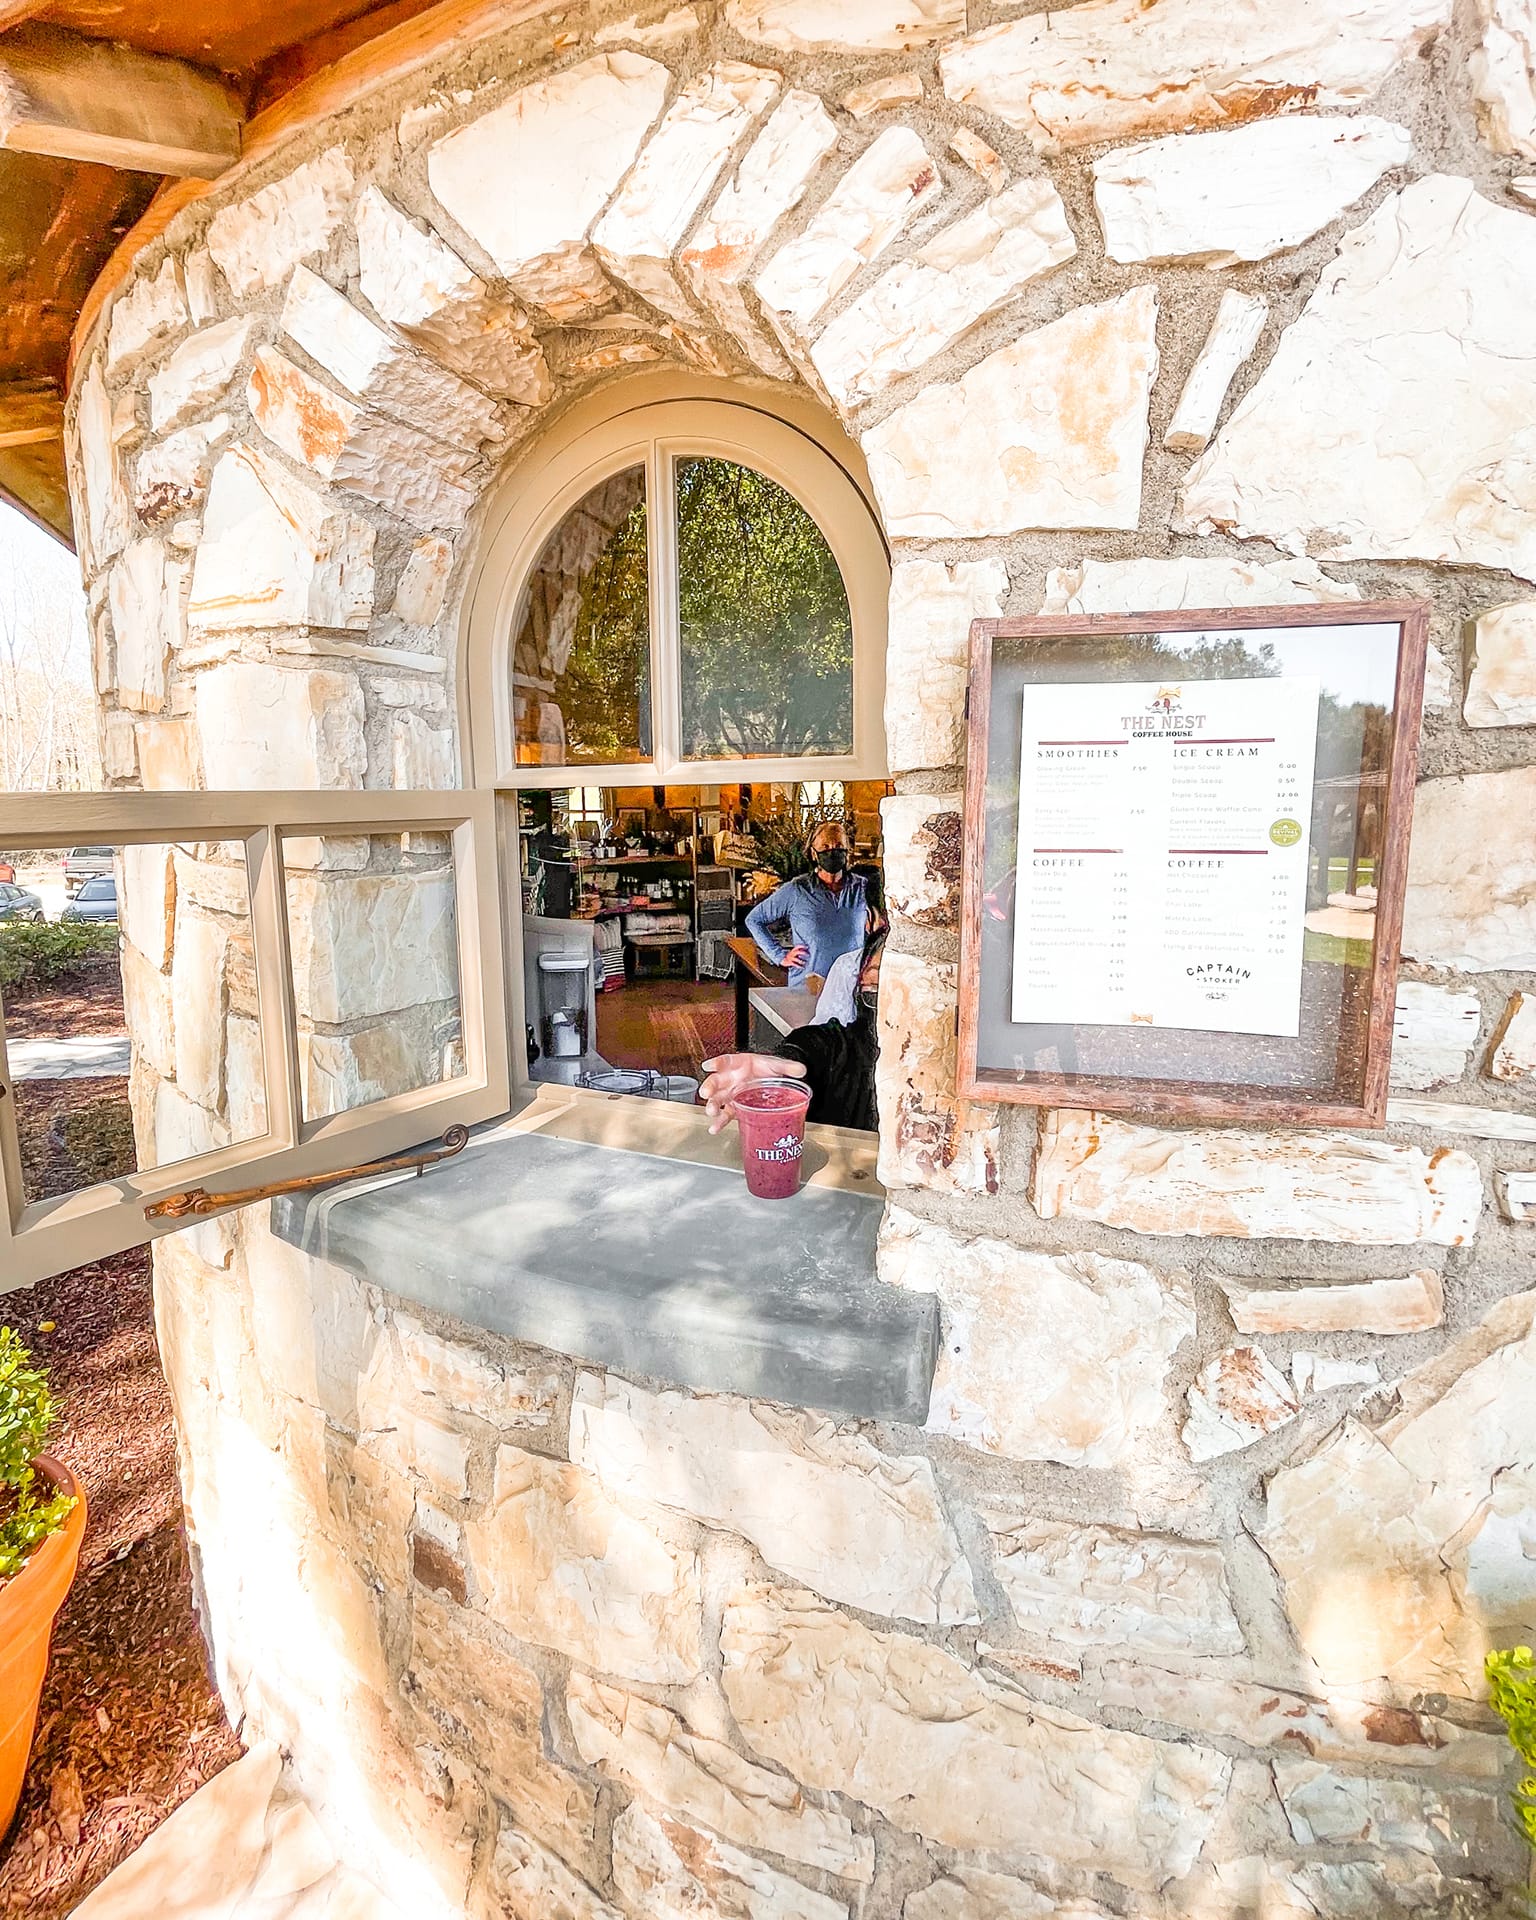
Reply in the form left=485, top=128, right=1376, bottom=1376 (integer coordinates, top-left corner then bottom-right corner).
left=63, top=845, right=115, bottom=895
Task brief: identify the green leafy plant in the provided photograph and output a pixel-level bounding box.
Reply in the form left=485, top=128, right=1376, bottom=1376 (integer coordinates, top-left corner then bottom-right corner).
left=0, top=920, right=117, bottom=996
left=1488, top=1646, right=1536, bottom=1854
left=0, top=1328, right=75, bottom=1583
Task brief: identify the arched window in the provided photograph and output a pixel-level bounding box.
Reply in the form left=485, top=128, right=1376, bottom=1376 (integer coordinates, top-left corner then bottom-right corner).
left=463, top=388, right=889, bottom=788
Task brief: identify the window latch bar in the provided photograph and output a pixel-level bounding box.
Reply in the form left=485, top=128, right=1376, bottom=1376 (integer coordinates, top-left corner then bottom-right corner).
left=143, top=1125, right=470, bottom=1219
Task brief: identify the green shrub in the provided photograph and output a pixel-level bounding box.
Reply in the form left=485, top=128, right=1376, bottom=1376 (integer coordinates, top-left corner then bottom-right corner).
left=1488, top=1646, right=1536, bottom=1854
left=0, top=920, right=118, bottom=996
left=0, top=1328, right=75, bottom=1582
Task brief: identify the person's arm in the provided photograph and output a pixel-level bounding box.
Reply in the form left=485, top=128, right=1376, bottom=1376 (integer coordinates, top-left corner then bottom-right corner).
left=811, top=949, right=860, bottom=1025
left=744, top=880, right=801, bottom=968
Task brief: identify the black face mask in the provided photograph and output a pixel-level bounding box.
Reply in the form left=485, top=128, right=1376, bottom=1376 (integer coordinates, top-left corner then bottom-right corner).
left=816, top=847, right=848, bottom=874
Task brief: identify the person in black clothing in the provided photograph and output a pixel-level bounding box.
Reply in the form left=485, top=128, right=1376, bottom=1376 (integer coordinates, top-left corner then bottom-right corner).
left=700, top=916, right=886, bottom=1134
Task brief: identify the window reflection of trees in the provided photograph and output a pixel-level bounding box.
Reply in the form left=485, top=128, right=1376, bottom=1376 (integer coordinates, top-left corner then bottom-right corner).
left=676, top=457, right=852, bottom=761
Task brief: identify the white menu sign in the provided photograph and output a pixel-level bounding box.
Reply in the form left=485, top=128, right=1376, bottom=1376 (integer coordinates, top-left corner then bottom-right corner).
left=1011, top=676, right=1320, bottom=1036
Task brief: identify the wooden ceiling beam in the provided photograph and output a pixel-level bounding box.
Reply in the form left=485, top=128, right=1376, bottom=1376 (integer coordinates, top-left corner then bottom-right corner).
left=0, top=24, right=242, bottom=177
left=0, top=378, right=62, bottom=449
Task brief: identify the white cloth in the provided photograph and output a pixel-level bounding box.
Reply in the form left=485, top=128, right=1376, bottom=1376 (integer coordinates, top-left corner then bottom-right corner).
left=811, top=948, right=861, bottom=1026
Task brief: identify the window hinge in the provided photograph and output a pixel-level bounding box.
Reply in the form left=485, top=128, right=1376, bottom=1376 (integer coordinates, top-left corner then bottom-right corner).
left=144, top=1125, right=469, bottom=1220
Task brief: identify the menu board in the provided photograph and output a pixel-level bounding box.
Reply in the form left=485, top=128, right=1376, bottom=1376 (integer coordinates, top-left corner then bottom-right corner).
left=1010, top=676, right=1319, bottom=1036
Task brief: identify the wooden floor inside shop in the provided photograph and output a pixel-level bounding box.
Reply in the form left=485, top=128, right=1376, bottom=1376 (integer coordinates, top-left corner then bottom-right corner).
left=595, top=977, right=735, bottom=1081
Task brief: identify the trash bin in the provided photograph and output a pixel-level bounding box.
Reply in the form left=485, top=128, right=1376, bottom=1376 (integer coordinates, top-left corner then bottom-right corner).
left=537, top=950, right=591, bottom=1059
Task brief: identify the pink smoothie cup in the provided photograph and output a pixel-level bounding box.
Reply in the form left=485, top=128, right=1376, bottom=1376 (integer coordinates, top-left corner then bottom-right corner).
left=733, top=1079, right=813, bottom=1200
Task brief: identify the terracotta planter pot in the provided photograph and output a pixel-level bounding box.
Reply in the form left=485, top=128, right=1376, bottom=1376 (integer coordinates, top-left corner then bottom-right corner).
left=0, top=1456, right=86, bottom=1838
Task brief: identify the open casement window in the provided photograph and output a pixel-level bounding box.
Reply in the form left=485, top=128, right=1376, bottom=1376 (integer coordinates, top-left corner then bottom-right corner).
left=0, top=789, right=507, bottom=1291
left=465, top=394, right=889, bottom=788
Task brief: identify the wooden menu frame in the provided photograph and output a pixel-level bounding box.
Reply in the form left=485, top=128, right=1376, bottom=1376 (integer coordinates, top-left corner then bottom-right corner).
left=957, top=601, right=1429, bottom=1126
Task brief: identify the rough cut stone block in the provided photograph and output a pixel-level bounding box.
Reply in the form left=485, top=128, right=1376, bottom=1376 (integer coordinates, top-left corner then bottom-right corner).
left=948, top=127, right=1007, bottom=192
left=134, top=416, right=231, bottom=523
left=906, top=1871, right=1109, bottom=1920
left=205, top=147, right=355, bottom=297
left=570, top=1373, right=977, bottom=1623
left=1465, top=599, right=1536, bottom=726
left=1219, top=1269, right=1444, bottom=1335
left=147, top=317, right=255, bottom=434
left=1033, top=1108, right=1482, bottom=1244
left=427, top=53, right=671, bottom=321
left=811, top=177, right=1076, bottom=407
left=391, top=711, right=454, bottom=787
left=1471, top=0, right=1536, bottom=156
left=1163, top=291, right=1267, bottom=454
left=189, top=443, right=375, bottom=634
left=940, top=0, right=1452, bottom=149
left=491, top=1821, right=620, bottom=1920
left=568, top=1674, right=872, bottom=1882
left=121, top=942, right=174, bottom=1078
left=1183, top=1345, right=1301, bottom=1460
left=844, top=72, right=923, bottom=117
left=593, top=61, right=780, bottom=323
left=1293, top=1352, right=1381, bottom=1394
left=134, top=716, right=199, bottom=789
left=880, top=793, right=960, bottom=930
left=875, top=952, right=998, bottom=1195
left=171, top=911, right=229, bottom=1113
left=727, top=0, right=961, bottom=48
left=281, top=267, right=503, bottom=452
left=108, top=538, right=186, bottom=712
left=393, top=536, right=455, bottom=628
left=884, top=559, right=1007, bottom=771
left=1041, top=553, right=1357, bottom=614
left=978, top=1509, right=1244, bottom=1655
left=75, top=360, right=128, bottom=574
left=1276, top=1758, right=1525, bottom=1880
left=1386, top=1097, right=1536, bottom=1141
left=754, top=125, right=941, bottom=349
left=864, top=287, right=1158, bottom=537
left=879, top=1205, right=1194, bottom=1466
left=595, top=7, right=702, bottom=44
left=1178, top=177, right=1536, bottom=580
left=286, top=867, right=455, bottom=1021
left=1498, top=1170, right=1536, bottom=1221
left=106, top=257, right=187, bottom=372
left=463, top=1443, right=704, bottom=1684
left=681, top=89, right=839, bottom=375
left=1391, top=981, right=1480, bottom=1089
left=354, top=186, right=549, bottom=405
left=612, top=1801, right=847, bottom=1920
left=1262, top=1290, right=1536, bottom=1696
left=1095, top=116, right=1411, bottom=266
left=1490, top=990, right=1536, bottom=1081
left=1402, top=766, right=1536, bottom=971
left=194, top=662, right=365, bottom=790
left=247, top=346, right=478, bottom=529
left=119, top=842, right=176, bottom=972
left=721, top=1587, right=1230, bottom=1889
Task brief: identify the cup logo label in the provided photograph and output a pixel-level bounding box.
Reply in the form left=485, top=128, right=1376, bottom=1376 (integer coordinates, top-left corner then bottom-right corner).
left=756, top=1133, right=804, bottom=1163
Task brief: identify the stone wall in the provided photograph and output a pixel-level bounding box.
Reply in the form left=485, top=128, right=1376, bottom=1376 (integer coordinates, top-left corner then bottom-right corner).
left=64, top=0, right=1536, bottom=1913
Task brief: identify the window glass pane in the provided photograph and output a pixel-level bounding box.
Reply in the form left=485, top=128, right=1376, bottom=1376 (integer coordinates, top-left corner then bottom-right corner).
left=2, top=843, right=266, bottom=1205
left=513, top=466, right=651, bottom=767
left=676, top=456, right=853, bottom=761
left=282, top=833, right=463, bottom=1121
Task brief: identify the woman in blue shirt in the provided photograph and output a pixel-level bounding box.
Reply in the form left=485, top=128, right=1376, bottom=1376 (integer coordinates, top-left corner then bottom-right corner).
left=744, top=821, right=869, bottom=988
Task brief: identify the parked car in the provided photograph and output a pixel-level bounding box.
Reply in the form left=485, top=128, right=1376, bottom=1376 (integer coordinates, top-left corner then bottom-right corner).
left=60, top=876, right=117, bottom=923
left=63, top=846, right=114, bottom=895
left=0, top=882, right=43, bottom=922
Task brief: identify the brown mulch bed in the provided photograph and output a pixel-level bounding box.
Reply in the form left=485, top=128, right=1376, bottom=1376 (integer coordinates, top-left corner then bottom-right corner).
left=3, top=963, right=125, bottom=1042
left=15, top=1078, right=138, bottom=1206
left=0, top=1248, right=242, bottom=1918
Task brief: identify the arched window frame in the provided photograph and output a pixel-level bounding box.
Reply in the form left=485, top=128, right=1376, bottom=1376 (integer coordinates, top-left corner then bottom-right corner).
left=460, top=381, right=890, bottom=790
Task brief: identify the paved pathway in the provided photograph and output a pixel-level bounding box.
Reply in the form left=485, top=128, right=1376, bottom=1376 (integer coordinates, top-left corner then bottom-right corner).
left=72, top=1745, right=406, bottom=1920
left=7, top=1035, right=131, bottom=1079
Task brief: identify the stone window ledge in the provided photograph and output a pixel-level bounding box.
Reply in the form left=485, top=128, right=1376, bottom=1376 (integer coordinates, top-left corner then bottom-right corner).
left=272, top=1086, right=937, bottom=1423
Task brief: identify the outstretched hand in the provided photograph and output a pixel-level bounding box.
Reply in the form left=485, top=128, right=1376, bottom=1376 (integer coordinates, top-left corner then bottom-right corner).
left=698, top=1053, right=807, bottom=1134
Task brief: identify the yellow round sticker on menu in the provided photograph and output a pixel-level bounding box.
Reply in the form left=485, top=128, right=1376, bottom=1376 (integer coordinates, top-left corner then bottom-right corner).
left=1269, top=818, right=1302, bottom=847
